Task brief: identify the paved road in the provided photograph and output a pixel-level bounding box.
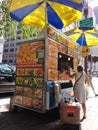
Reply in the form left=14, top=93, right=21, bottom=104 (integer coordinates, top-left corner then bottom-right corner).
left=0, top=80, right=15, bottom=97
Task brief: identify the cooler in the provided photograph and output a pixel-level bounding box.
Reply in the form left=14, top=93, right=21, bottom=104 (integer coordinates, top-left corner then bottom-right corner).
left=60, top=103, right=80, bottom=124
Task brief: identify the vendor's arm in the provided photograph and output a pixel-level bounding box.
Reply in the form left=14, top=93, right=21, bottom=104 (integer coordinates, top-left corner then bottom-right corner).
left=69, top=72, right=76, bottom=79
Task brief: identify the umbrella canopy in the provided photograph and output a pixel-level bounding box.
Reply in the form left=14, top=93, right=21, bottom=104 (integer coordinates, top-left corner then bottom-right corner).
left=65, top=27, right=98, bottom=46
left=9, top=0, right=82, bottom=29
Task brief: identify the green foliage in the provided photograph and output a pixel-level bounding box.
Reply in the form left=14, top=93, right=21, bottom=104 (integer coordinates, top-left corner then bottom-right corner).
left=0, top=0, right=41, bottom=40
left=17, top=24, right=41, bottom=39
left=0, top=0, right=16, bottom=39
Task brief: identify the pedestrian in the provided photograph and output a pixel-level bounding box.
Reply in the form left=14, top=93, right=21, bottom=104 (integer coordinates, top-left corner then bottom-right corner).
left=87, top=69, right=98, bottom=97
left=69, top=65, right=90, bottom=120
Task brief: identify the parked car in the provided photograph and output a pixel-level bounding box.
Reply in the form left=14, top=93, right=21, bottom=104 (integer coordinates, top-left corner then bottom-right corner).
left=0, top=64, right=15, bottom=82
left=4, top=64, right=16, bottom=75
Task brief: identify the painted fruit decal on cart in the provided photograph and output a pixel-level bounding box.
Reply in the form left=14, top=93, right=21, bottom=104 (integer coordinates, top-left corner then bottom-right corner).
left=24, top=87, right=33, bottom=96
left=16, top=86, right=23, bottom=94
left=24, top=77, right=33, bottom=86
left=24, top=68, right=33, bottom=75
left=14, top=95, right=22, bottom=105
left=16, top=77, right=24, bottom=85
left=33, top=78, right=43, bottom=88
left=23, top=97, right=32, bottom=107
left=33, top=89, right=42, bottom=98
left=34, top=68, right=43, bottom=76
left=32, top=99, right=43, bottom=109
left=16, top=68, right=25, bottom=75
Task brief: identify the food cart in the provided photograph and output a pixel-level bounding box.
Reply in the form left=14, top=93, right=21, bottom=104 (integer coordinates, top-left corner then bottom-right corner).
left=11, top=25, right=81, bottom=113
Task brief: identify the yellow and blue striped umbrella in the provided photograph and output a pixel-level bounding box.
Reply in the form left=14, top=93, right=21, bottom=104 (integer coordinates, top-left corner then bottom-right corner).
left=9, top=0, right=82, bottom=29
left=65, top=27, right=98, bottom=46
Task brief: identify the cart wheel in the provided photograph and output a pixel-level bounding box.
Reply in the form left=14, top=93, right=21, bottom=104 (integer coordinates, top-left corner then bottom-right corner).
left=13, top=106, right=19, bottom=113
left=9, top=97, right=14, bottom=112
left=13, top=106, right=23, bottom=113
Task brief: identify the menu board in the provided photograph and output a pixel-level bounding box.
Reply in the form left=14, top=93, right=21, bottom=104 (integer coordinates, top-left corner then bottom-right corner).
left=68, top=48, right=75, bottom=57
left=47, top=39, right=59, bottom=80
left=16, top=41, right=44, bottom=67
left=47, top=26, right=68, bottom=46
left=68, top=42, right=79, bottom=51
left=48, top=69, right=58, bottom=80
left=58, top=44, right=68, bottom=54
left=14, top=40, right=45, bottom=111
left=73, top=52, right=79, bottom=71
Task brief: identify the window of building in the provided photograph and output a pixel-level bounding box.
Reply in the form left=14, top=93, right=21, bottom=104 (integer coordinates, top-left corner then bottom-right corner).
left=9, top=54, right=13, bottom=57
left=10, top=38, right=15, bottom=41
left=3, top=54, right=8, bottom=58
left=10, top=43, right=14, bottom=46
left=16, top=36, right=21, bottom=40
left=9, top=59, right=13, bottom=63
left=4, top=44, right=9, bottom=47
left=4, top=49, right=8, bottom=52
left=2, top=60, right=7, bottom=63
left=17, top=30, right=21, bottom=34
left=10, top=48, right=14, bottom=52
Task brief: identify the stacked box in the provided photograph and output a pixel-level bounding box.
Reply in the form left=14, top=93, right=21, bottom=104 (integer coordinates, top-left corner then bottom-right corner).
left=60, top=104, right=80, bottom=124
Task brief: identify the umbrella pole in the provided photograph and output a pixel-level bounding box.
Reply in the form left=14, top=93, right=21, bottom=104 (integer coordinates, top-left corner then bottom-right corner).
left=81, top=31, right=87, bottom=73
left=42, top=3, right=48, bottom=111
left=84, top=0, right=88, bottom=74
left=85, top=56, right=87, bottom=73
left=44, top=1, right=48, bottom=83
left=82, top=35, right=87, bottom=73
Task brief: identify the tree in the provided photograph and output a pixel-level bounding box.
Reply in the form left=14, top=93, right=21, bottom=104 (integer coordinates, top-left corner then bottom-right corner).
left=0, top=0, right=41, bottom=40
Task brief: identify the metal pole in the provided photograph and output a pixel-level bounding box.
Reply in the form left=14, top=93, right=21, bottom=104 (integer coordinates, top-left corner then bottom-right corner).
left=83, top=0, right=88, bottom=73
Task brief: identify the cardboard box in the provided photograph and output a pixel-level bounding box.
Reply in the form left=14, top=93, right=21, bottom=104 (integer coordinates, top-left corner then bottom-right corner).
left=60, top=104, right=80, bottom=124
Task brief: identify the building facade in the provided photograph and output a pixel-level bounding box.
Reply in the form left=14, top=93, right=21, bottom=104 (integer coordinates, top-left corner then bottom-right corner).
left=2, top=40, right=17, bottom=65
left=0, top=37, right=4, bottom=63
left=2, top=28, right=23, bottom=65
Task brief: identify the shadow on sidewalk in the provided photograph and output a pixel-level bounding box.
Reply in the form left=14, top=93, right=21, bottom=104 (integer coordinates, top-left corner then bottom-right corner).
left=52, top=123, right=82, bottom=130
left=0, top=107, right=83, bottom=130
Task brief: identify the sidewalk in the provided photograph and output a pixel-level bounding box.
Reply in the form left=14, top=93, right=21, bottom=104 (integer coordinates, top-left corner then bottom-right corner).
left=0, top=77, right=98, bottom=130
left=80, top=77, right=98, bottom=130
left=81, top=97, right=98, bottom=130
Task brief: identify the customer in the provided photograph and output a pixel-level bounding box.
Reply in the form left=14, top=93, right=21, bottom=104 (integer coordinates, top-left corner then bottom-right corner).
left=87, top=69, right=98, bottom=97
left=70, top=65, right=89, bottom=120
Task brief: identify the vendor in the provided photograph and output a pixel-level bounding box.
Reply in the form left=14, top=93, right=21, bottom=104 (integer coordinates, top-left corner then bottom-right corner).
left=59, top=67, right=70, bottom=80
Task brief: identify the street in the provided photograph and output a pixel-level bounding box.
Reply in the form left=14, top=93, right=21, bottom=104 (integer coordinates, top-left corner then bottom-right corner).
left=0, top=96, right=98, bottom=130
left=0, top=102, right=80, bottom=130
left=0, top=77, right=98, bottom=130
left=1, top=1, right=98, bottom=130
left=0, top=80, right=15, bottom=93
